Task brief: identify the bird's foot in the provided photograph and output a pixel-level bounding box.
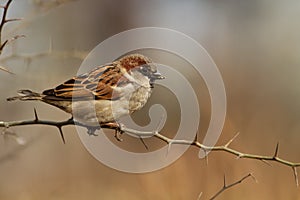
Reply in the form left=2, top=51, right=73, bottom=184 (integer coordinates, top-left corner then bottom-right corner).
left=100, top=122, right=124, bottom=142
left=114, top=127, right=124, bottom=142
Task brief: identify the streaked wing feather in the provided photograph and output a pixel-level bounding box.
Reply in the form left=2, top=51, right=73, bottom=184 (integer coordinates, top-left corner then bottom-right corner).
left=43, top=63, right=130, bottom=101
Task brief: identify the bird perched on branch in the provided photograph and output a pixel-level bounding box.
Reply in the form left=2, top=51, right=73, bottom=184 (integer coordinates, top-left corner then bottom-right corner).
left=7, top=54, right=164, bottom=136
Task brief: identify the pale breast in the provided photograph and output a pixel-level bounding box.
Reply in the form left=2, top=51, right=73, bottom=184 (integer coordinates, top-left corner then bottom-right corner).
left=128, top=86, right=152, bottom=113
left=68, top=85, right=152, bottom=126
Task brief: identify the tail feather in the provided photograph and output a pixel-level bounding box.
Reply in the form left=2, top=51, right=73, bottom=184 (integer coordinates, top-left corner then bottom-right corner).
left=7, top=89, right=42, bottom=101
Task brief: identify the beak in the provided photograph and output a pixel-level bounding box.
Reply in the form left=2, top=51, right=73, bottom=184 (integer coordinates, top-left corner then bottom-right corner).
left=151, top=71, right=165, bottom=80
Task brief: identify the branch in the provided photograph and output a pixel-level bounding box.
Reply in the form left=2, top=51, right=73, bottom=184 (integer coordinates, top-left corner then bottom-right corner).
left=0, top=0, right=84, bottom=74
left=0, top=110, right=300, bottom=185
left=0, top=34, right=25, bottom=52
left=209, top=173, right=255, bottom=200
left=0, top=0, right=23, bottom=55
left=0, top=65, right=13, bottom=74
left=0, top=0, right=13, bottom=36
left=0, top=0, right=24, bottom=74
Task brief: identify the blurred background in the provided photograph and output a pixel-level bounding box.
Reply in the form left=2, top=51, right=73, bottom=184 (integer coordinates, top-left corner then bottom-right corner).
left=1, top=0, right=300, bottom=199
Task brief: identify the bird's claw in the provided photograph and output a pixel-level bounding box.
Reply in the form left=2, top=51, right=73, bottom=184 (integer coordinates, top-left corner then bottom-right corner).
left=114, top=124, right=124, bottom=142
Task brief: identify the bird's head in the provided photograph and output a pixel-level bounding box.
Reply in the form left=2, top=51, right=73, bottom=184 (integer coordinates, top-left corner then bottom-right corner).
left=117, top=54, right=165, bottom=83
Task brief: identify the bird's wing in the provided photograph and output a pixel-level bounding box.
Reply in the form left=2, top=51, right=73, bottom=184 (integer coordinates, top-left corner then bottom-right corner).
left=42, top=63, right=131, bottom=101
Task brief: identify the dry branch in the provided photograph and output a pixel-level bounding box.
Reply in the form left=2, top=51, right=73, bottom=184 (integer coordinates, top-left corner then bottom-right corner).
left=0, top=0, right=24, bottom=74
left=0, top=65, right=13, bottom=74
left=0, top=108, right=300, bottom=186
left=0, top=0, right=23, bottom=55
left=209, top=173, right=255, bottom=200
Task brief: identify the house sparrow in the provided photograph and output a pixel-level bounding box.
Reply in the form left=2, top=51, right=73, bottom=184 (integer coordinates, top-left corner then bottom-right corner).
left=7, top=54, right=164, bottom=132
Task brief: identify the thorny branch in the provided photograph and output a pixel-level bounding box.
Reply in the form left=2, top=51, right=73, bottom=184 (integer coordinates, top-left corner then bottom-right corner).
left=0, top=109, right=300, bottom=187
left=5, top=0, right=79, bottom=41
left=0, top=0, right=297, bottom=199
left=0, top=0, right=82, bottom=74
left=0, top=0, right=24, bottom=74
left=0, top=0, right=23, bottom=55
left=209, top=173, right=255, bottom=200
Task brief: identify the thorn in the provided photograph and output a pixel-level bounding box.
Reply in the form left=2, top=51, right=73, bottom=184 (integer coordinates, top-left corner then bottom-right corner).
left=194, top=132, right=198, bottom=143
left=0, top=65, right=14, bottom=74
left=225, top=132, right=240, bottom=148
left=235, top=154, right=242, bottom=160
left=223, top=173, right=226, bottom=187
left=57, top=126, right=65, bottom=144
left=197, top=192, right=203, bottom=200
left=273, top=142, right=279, bottom=158
left=201, top=148, right=209, bottom=166
left=249, top=173, right=258, bottom=183
left=261, top=159, right=272, bottom=167
left=33, top=108, right=38, bottom=121
left=0, top=35, right=25, bottom=51
left=167, top=141, right=173, bottom=156
left=293, top=167, right=299, bottom=187
left=139, top=136, right=149, bottom=150
left=9, top=35, right=26, bottom=43
left=4, top=18, right=23, bottom=23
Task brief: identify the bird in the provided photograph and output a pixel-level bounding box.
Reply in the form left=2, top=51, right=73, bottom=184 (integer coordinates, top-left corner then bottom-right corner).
left=7, top=54, right=164, bottom=138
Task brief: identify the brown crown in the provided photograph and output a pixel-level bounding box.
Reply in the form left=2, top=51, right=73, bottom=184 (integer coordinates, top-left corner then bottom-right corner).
left=117, top=54, right=152, bottom=71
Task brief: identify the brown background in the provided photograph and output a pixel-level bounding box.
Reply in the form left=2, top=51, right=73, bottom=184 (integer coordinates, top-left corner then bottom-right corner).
left=0, top=0, right=300, bottom=199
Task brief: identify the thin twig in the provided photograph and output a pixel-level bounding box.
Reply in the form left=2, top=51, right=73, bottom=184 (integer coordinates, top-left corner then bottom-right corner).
left=0, top=0, right=85, bottom=74
left=0, top=0, right=23, bottom=55
left=209, top=173, right=254, bottom=200
left=0, top=0, right=13, bottom=37
left=0, top=65, right=14, bottom=74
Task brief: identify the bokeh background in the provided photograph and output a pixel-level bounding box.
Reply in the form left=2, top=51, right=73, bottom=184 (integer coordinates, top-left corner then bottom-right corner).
left=1, top=0, right=300, bottom=199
